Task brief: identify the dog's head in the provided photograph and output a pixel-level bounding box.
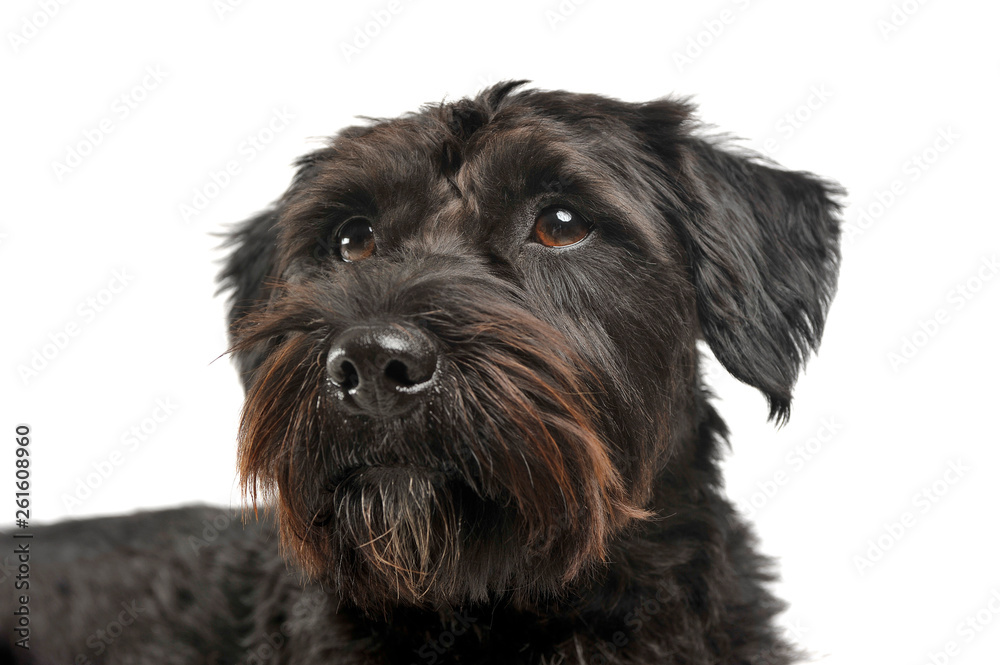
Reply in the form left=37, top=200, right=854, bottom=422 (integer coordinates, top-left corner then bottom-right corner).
left=220, top=82, right=841, bottom=611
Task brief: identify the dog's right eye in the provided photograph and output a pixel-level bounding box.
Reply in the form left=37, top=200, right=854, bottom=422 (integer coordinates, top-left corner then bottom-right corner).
left=333, top=218, right=376, bottom=262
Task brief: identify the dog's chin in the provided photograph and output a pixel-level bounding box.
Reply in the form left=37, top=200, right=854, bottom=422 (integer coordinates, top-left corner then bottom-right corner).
left=300, top=464, right=586, bottom=612
left=321, top=464, right=479, bottom=604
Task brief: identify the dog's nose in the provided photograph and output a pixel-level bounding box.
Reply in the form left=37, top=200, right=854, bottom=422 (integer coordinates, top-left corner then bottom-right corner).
left=326, top=325, right=438, bottom=416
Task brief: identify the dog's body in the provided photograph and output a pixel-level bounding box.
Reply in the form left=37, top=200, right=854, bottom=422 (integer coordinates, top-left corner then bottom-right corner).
left=4, top=83, right=841, bottom=664
left=2, top=492, right=785, bottom=664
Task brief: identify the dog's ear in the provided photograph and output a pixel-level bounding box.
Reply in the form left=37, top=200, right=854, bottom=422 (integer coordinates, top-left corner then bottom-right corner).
left=636, top=100, right=843, bottom=423
left=218, top=205, right=280, bottom=386
left=218, top=151, right=326, bottom=388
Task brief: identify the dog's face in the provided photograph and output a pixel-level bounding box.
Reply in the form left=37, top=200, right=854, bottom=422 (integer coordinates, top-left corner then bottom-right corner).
left=221, top=82, right=841, bottom=611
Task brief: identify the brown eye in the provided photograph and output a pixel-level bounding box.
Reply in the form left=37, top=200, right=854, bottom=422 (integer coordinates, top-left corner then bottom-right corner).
left=336, top=218, right=375, bottom=262
left=533, top=207, right=591, bottom=247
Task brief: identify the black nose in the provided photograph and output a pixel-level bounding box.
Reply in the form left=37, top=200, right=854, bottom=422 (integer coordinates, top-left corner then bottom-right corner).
left=326, top=324, right=438, bottom=416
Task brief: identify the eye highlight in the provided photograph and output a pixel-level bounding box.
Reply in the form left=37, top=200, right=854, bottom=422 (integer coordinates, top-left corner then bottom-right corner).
left=334, top=218, right=376, bottom=262
left=532, top=207, right=591, bottom=248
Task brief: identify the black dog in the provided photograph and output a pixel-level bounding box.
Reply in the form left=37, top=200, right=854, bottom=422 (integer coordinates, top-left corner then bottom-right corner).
left=4, top=82, right=841, bottom=664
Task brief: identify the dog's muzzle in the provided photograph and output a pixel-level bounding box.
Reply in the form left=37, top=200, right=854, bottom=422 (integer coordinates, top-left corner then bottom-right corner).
left=326, top=323, right=438, bottom=417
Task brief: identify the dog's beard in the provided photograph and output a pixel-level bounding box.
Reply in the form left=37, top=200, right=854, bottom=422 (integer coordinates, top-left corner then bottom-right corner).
left=232, top=276, right=650, bottom=610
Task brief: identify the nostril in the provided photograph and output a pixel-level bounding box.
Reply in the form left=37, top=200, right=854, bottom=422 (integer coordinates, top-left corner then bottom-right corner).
left=335, top=359, right=360, bottom=391
left=383, top=349, right=436, bottom=388
left=384, top=359, right=413, bottom=387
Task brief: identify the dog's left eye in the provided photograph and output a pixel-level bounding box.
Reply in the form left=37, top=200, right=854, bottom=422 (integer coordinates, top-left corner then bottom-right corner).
left=335, top=218, right=376, bottom=262
left=533, top=207, right=591, bottom=248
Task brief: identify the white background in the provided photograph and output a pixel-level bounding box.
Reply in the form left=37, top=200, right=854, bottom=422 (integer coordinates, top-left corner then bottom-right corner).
left=3, top=1, right=999, bottom=663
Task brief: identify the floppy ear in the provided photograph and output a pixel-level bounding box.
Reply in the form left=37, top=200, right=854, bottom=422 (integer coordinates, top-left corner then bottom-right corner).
left=217, top=150, right=329, bottom=388
left=218, top=205, right=281, bottom=387
left=637, top=101, right=843, bottom=423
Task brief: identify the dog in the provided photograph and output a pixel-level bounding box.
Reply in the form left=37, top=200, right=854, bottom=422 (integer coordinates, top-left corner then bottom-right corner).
left=3, top=81, right=841, bottom=664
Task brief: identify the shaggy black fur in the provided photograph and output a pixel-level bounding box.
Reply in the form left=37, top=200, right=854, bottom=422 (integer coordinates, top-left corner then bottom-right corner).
left=2, top=82, right=842, bottom=664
